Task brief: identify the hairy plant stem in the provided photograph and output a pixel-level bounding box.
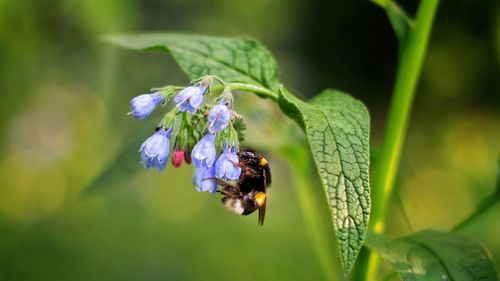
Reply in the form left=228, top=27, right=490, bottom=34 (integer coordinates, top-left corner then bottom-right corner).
left=211, top=82, right=279, bottom=101
left=361, top=0, right=439, bottom=280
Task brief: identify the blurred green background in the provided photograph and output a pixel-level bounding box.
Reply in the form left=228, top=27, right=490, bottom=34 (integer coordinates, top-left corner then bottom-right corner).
left=0, top=0, right=499, bottom=280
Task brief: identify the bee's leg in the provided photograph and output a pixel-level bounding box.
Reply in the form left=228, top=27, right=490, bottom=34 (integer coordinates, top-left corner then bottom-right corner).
left=227, top=159, right=260, bottom=177
left=205, top=177, right=241, bottom=197
left=229, top=159, right=251, bottom=169
left=205, top=177, right=232, bottom=187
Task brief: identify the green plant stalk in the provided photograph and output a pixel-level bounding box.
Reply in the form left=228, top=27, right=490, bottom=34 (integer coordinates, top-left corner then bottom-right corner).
left=281, top=145, right=339, bottom=281
left=211, top=82, right=279, bottom=101
left=369, top=0, right=388, bottom=9
left=362, top=0, right=439, bottom=280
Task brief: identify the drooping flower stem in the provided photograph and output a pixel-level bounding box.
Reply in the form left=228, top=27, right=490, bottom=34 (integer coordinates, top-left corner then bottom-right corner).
left=162, top=82, right=278, bottom=102
left=361, top=0, right=439, bottom=280
left=210, top=83, right=279, bottom=101
left=159, top=107, right=178, bottom=128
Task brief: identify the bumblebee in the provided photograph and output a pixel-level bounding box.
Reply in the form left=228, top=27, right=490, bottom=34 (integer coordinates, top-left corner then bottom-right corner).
left=210, top=149, right=271, bottom=225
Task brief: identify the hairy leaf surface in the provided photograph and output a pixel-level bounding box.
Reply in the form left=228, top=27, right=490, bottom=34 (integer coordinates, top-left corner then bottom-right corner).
left=366, top=230, right=499, bottom=281
left=279, top=88, right=371, bottom=273
left=107, top=33, right=280, bottom=92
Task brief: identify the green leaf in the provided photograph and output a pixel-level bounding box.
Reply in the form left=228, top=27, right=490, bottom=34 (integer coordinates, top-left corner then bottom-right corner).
left=366, top=230, right=499, bottom=281
left=369, top=0, right=389, bottom=9
left=279, top=88, right=371, bottom=274
left=368, top=0, right=412, bottom=47
left=106, top=33, right=281, bottom=92
left=386, top=1, right=412, bottom=46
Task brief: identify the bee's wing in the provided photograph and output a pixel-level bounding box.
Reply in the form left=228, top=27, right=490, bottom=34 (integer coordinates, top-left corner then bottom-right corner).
left=258, top=199, right=266, bottom=226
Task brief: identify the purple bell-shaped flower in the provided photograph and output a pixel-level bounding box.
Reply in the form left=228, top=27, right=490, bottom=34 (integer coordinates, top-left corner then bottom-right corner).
left=174, top=84, right=207, bottom=113
left=139, top=127, right=172, bottom=171
left=129, top=92, right=165, bottom=120
left=191, top=134, right=217, bottom=168
left=215, top=145, right=241, bottom=180
left=193, top=166, right=218, bottom=194
left=208, top=101, right=231, bottom=134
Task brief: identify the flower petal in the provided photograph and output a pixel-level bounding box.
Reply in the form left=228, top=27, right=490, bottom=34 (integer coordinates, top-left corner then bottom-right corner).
left=193, top=166, right=217, bottom=193
left=139, top=127, right=172, bottom=171
left=191, top=134, right=216, bottom=168
left=130, top=92, right=164, bottom=120
left=215, top=146, right=241, bottom=180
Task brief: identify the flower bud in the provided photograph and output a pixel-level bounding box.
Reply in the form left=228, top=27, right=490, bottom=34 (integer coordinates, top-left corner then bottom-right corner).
left=171, top=148, right=185, bottom=168
left=130, top=92, right=164, bottom=120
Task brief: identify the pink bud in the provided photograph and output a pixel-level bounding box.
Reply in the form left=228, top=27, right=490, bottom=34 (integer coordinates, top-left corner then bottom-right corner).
left=171, top=148, right=184, bottom=168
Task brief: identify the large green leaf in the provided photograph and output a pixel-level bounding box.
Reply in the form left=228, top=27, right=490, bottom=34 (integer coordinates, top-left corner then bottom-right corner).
left=366, top=230, right=499, bottom=281
left=279, top=88, right=371, bottom=273
left=106, top=33, right=281, bottom=92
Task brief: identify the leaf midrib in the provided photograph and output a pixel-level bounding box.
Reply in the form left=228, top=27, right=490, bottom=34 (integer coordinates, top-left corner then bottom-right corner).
left=315, top=104, right=364, bottom=266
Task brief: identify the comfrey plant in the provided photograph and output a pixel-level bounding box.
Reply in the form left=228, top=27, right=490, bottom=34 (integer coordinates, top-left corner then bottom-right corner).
left=129, top=76, right=245, bottom=194
left=85, top=1, right=500, bottom=280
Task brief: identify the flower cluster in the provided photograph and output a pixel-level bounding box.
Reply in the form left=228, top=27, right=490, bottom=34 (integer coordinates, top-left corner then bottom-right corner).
left=128, top=76, right=245, bottom=194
